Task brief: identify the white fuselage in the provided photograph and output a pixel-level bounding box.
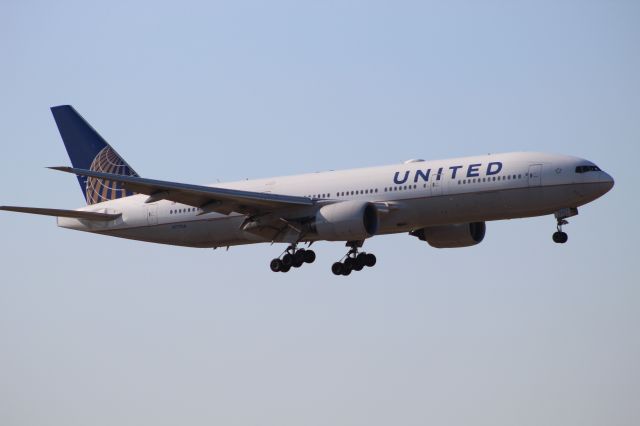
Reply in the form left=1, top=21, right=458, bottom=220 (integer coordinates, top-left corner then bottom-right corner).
left=57, top=152, right=614, bottom=248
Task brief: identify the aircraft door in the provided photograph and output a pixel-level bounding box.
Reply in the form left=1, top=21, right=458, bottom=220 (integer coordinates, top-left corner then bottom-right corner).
left=528, top=164, right=542, bottom=187
left=146, top=204, right=158, bottom=225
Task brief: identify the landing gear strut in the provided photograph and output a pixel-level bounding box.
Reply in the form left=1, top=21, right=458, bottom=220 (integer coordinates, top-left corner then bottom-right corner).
left=270, top=244, right=316, bottom=273
left=331, top=241, right=376, bottom=276
left=552, top=208, right=577, bottom=244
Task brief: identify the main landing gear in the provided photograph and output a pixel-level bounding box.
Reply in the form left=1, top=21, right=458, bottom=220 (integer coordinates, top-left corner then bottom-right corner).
left=331, top=241, right=376, bottom=276
left=552, top=208, right=578, bottom=244
left=270, top=244, right=316, bottom=273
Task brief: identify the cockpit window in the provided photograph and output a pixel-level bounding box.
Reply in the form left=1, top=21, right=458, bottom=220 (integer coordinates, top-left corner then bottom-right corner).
left=575, top=165, right=601, bottom=173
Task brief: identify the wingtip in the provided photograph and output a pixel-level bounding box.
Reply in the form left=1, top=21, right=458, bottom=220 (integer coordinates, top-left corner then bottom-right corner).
left=48, top=166, right=73, bottom=172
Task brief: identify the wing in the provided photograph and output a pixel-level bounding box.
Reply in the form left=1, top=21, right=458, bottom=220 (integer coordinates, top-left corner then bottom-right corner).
left=49, top=167, right=313, bottom=215
left=0, top=206, right=121, bottom=221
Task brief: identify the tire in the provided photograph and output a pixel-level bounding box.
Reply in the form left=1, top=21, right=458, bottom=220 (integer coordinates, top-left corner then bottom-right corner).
left=342, top=267, right=352, bottom=276
left=282, top=253, right=294, bottom=267
left=344, top=257, right=354, bottom=269
left=355, top=253, right=367, bottom=269
left=280, top=264, right=291, bottom=273
left=365, top=253, right=376, bottom=267
left=303, top=250, right=316, bottom=263
left=552, top=232, right=568, bottom=244
left=270, top=258, right=282, bottom=272
left=331, top=262, right=343, bottom=275
left=293, top=257, right=304, bottom=268
left=294, top=250, right=306, bottom=264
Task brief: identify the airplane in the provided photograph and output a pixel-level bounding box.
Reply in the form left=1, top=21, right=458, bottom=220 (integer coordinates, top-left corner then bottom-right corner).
left=1, top=105, right=614, bottom=276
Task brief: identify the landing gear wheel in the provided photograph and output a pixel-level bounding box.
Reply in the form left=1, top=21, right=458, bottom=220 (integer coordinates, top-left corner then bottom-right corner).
left=355, top=253, right=367, bottom=270
left=364, top=253, right=376, bottom=267
left=303, top=250, right=316, bottom=264
left=292, top=250, right=305, bottom=268
left=332, top=262, right=343, bottom=275
left=340, top=260, right=353, bottom=275
left=280, top=264, right=291, bottom=273
left=294, top=249, right=306, bottom=264
left=552, top=231, right=568, bottom=244
left=281, top=253, right=294, bottom=267
left=270, top=258, right=282, bottom=272
left=343, top=257, right=354, bottom=270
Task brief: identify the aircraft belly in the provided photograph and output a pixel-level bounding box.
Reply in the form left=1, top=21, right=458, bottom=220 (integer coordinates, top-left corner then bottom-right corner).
left=102, top=216, right=265, bottom=248
left=377, top=184, right=587, bottom=233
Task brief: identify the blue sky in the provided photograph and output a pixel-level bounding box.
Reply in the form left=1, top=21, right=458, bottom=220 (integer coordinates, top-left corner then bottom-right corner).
left=1, top=1, right=638, bottom=425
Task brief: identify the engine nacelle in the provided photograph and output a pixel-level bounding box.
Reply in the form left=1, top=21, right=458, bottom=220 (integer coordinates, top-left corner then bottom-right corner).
left=411, top=222, right=486, bottom=248
left=312, top=201, right=379, bottom=241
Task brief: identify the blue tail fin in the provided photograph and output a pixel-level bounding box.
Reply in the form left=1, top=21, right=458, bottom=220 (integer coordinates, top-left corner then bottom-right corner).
left=51, top=105, right=139, bottom=205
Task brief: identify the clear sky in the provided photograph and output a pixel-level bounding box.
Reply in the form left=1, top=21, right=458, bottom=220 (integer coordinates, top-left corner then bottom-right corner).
left=1, top=1, right=638, bottom=425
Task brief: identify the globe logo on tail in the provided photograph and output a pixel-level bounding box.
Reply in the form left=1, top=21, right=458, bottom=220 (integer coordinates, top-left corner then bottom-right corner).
left=86, top=146, right=137, bottom=205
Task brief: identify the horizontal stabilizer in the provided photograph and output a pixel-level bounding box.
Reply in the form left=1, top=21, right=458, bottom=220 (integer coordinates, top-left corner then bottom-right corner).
left=0, top=206, right=121, bottom=221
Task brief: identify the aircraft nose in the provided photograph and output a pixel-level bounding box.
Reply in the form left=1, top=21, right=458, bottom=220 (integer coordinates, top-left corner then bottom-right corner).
left=603, top=171, right=615, bottom=192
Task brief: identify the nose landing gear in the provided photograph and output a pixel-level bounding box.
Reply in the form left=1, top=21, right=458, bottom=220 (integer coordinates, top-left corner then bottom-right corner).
left=331, top=241, right=376, bottom=276
left=552, top=208, right=578, bottom=244
left=270, top=244, right=316, bottom=273
left=552, top=221, right=569, bottom=244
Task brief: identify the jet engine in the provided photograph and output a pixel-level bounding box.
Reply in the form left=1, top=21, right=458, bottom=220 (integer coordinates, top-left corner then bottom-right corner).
left=410, top=222, right=486, bottom=248
left=311, top=201, right=379, bottom=241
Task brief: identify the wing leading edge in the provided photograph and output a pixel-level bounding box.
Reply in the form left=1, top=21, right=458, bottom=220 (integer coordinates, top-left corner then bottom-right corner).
left=49, top=167, right=314, bottom=215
